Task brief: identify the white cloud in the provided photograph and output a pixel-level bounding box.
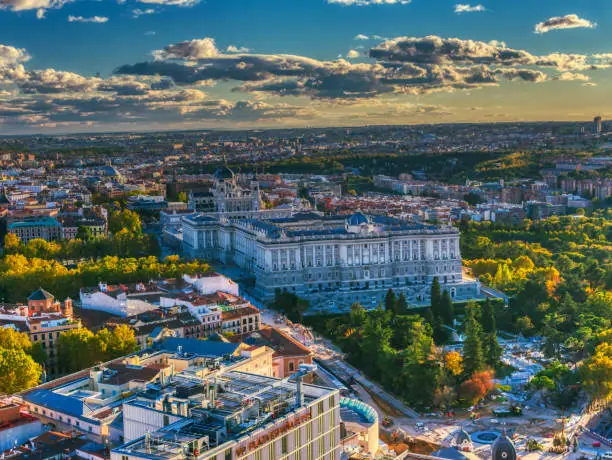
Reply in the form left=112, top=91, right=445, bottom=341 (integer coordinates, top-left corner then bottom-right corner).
left=454, top=4, right=485, bottom=13
left=0, top=0, right=71, bottom=12
left=226, top=45, right=251, bottom=54
left=36, top=7, right=45, bottom=18
left=328, top=0, right=410, bottom=5
left=0, top=44, right=30, bottom=67
left=132, top=8, right=156, bottom=17
left=154, top=37, right=219, bottom=60
left=68, top=15, right=109, bottom=23
left=554, top=72, right=590, bottom=82
left=354, top=34, right=370, bottom=40
left=136, top=0, right=199, bottom=6
left=144, top=31, right=156, bottom=36
left=535, top=14, right=595, bottom=34
left=346, top=49, right=361, bottom=59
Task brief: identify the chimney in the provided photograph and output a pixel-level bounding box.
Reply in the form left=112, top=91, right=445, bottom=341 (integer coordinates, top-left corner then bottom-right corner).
left=295, top=374, right=304, bottom=408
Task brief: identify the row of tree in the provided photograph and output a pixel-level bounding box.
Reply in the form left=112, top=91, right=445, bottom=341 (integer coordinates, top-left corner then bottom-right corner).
left=0, top=254, right=211, bottom=302
left=307, top=298, right=502, bottom=409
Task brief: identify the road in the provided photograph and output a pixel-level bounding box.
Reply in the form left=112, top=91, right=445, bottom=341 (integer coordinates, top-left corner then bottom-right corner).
left=242, top=293, right=606, bottom=458
left=244, top=293, right=420, bottom=420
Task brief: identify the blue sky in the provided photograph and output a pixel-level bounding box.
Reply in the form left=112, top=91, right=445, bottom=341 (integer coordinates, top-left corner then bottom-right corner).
left=0, top=0, right=611, bottom=133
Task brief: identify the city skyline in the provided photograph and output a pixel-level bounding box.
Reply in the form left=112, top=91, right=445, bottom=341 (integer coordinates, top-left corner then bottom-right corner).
left=0, top=0, right=611, bottom=134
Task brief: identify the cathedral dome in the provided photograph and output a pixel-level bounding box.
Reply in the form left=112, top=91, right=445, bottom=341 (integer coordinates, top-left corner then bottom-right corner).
left=346, top=212, right=370, bottom=226
left=491, top=435, right=516, bottom=460
left=455, top=429, right=471, bottom=446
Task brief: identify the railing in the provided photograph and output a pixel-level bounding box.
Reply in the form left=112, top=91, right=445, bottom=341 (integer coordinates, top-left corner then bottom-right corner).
left=340, top=398, right=378, bottom=424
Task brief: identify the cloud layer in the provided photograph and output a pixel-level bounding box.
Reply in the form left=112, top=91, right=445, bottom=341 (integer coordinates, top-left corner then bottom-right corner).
left=0, top=33, right=609, bottom=132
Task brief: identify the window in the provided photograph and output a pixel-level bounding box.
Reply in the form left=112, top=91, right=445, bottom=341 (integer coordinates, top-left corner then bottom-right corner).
left=281, top=435, right=288, bottom=454
left=163, top=415, right=169, bottom=426
left=288, top=361, right=294, bottom=372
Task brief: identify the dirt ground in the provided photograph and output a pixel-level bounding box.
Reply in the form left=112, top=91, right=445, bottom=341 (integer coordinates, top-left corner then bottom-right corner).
left=380, top=431, right=441, bottom=455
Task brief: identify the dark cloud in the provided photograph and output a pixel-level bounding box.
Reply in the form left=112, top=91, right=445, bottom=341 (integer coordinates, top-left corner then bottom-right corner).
left=369, top=35, right=590, bottom=71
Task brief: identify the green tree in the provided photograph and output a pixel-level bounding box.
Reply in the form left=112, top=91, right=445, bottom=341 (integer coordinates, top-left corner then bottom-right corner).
left=397, top=293, right=409, bottom=315
left=106, top=325, right=139, bottom=359
left=76, top=226, right=93, bottom=241
left=581, top=342, right=612, bottom=401
left=361, top=317, right=393, bottom=378
left=294, top=299, right=309, bottom=323
left=430, top=277, right=442, bottom=318
left=3, top=233, right=22, bottom=254
left=0, top=348, right=41, bottom=393
left=516, top=315, right=535, bottom=336
left=0, top=328, right=46, bottom=364
left=481, top=299, right=496, bottom=334
left=440, top=290, right=454, bottom=326
left=384, top=289, right=397, bottom=314
left=109, top=209, right=142, bottom=235
left=462, top=303, right=485, bottom=376
left=57, top=328, right=98, bottom=373
left=483, top=332, right=502, bottom=368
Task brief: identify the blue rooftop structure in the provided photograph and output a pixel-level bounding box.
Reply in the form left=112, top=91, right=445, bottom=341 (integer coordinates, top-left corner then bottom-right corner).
left=159, top=338, right=240, bottom=358
left=346, top=212, right=369, bottom=226
left=8, top=217, right=60, bottom=229
left=25, top=389, right=91, bottom=418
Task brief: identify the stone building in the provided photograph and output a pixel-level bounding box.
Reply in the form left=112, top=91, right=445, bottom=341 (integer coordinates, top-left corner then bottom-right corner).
left=182, top=210, right=480, bottom=306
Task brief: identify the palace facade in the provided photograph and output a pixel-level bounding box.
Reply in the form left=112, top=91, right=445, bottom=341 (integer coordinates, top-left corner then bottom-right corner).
left=182, top=210, right=480, bottom=304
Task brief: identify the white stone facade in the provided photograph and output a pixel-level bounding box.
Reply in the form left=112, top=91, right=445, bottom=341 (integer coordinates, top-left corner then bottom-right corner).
left=182, top=212, right=480, bottom=304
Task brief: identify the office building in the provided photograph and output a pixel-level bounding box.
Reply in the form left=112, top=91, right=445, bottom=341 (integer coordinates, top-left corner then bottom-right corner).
left=594, top=116, right=603, bottom=135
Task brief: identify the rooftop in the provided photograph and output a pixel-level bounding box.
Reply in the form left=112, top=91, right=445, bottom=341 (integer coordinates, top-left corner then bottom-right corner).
left=113, top=370, right=334, bottom=459
left=230, top=326, right=311, bottom=357
left=158, top=337, right=240, bottom=358
left=28, top=288, right=55, bottom=302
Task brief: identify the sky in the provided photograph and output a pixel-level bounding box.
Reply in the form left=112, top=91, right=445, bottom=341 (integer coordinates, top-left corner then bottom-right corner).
left=0, top=0, right=611, bottom=134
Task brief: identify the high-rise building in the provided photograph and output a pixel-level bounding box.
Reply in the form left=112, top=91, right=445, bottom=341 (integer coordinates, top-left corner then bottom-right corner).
left=594, top=116, right=603, bottom=135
